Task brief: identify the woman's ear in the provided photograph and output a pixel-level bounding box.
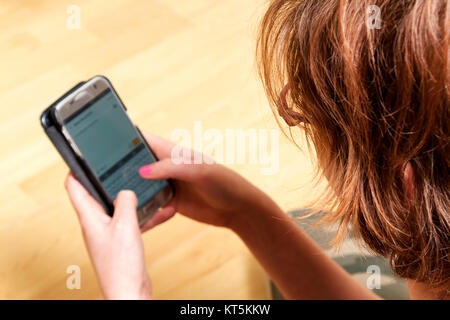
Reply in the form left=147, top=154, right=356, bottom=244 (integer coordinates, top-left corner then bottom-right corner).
left=403, top=162, right=414, bottom=203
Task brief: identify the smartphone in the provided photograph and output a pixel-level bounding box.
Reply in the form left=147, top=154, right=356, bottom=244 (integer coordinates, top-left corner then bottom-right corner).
left=47, top=76, right=173, bottom=226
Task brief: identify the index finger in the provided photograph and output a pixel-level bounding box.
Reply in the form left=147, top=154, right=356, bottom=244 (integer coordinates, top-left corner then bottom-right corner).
left=142, top=132, right=176, bottom=160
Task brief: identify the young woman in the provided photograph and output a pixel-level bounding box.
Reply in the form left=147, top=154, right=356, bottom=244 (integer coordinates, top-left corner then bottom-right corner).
left=65, top=0, right=449, bottom=299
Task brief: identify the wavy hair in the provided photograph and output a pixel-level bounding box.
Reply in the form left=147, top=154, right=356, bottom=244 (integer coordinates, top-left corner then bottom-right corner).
left=257, top=0, right=449, bottom=294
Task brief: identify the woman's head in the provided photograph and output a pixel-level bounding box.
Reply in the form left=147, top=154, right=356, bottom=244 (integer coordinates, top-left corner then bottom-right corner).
left=257, top=0, right=449, bottom=292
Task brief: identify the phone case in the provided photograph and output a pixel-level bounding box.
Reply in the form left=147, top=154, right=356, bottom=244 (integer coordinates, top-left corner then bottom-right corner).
left=40, top=78, right=168, bottom=216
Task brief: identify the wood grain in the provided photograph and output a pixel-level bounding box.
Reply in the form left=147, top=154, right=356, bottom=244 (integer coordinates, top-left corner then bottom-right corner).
left=0, top=0, right=321, bottom=299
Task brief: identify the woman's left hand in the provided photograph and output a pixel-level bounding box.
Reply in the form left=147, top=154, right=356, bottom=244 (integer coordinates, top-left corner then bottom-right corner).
left=65, top=173, right=172, bottom=300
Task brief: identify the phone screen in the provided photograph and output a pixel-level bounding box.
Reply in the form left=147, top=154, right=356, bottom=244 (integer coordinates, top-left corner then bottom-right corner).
left=63, top=88, right=168, bottom=209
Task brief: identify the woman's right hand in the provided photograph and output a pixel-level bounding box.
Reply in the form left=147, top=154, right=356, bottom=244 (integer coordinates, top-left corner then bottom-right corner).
left=138, top=133, right=380, bottom=300
left=138, top=132, right=273, bottom=232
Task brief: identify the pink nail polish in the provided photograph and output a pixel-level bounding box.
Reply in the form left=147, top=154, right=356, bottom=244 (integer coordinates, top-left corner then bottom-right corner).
left=139, top=164, right=153, bottom=177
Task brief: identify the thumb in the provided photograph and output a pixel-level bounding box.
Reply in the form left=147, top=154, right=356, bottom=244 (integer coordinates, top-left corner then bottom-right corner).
left=113, top=190, right=139, bottom=227
left=138, top=158, right=205, bottom=182
left=65, top=173, right=110, bottom=228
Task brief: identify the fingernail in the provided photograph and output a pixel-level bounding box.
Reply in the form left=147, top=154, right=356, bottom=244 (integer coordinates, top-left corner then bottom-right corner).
left=139, top=164, right=153, bottom=177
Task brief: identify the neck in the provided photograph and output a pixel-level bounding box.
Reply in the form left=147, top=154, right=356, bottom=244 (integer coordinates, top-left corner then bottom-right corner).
left=407, top=279, right=448, bottom=300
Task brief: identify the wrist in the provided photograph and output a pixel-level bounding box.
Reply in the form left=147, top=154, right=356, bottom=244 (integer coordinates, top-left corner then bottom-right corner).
left=104, top=274, right=152, bottom=300
left=228, top=192, right=285, bottom=237
left=136, top=275, right=152, bottom=300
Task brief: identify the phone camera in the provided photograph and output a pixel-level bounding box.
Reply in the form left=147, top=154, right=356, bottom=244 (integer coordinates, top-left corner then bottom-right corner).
left=93, top=84, right=97, bottom=89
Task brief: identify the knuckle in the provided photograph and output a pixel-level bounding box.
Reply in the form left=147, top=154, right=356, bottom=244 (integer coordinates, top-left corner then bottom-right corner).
left=196, top=163, right=212, bottom=181
left=64, top=175, right=71, bottom=190
left=119, top=190, right=137, bottom=202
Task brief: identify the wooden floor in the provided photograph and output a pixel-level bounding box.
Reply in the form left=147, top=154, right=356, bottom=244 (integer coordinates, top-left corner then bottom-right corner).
left=0, top=0, right=320, bottom=299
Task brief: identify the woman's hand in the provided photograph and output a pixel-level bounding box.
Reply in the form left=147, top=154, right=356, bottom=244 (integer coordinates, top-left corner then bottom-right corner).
left=64, top=132, right=273, bottom=299
left=139, top=133, right=380, bottom=300
left=65, top=175, right=152, bottom=300
left=65, top=133, right=377, bottom=300
left=139, top=133, right=275, bottom=232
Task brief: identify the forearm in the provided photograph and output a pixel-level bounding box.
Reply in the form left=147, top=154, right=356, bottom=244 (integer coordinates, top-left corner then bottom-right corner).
left=230, top=194, right=379, bottom=300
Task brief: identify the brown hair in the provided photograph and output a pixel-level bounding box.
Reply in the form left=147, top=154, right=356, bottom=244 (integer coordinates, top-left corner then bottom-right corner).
left=257, top=0, right=449, bottom=293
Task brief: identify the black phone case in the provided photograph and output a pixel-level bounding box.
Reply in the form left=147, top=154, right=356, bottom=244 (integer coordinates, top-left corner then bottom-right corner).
left=40, top=78, right=170, bottom=216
